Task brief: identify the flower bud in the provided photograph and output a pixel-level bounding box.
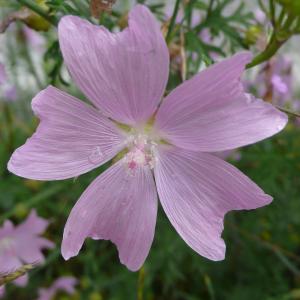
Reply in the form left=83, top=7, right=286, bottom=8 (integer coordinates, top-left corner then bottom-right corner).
left=23, top=1, right=51, bottom=31
left=244, top=25, right=263, bottom=46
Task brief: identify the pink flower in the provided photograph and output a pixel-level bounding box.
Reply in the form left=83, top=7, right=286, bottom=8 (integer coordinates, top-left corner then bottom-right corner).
left=254, top=9, right=267, bottom=24
left=0, top=63, right=6, bottom=85
left=8, top=5, right=287, bottom=271
left=246, top=55, right=292, bottom=105
left=0, top=63, right=18, bottom=102
left=23, top=26, right=45, bottom=52
left=36, top=276, right=77, bottom=300
left=0, top=210, right=54, bottom=296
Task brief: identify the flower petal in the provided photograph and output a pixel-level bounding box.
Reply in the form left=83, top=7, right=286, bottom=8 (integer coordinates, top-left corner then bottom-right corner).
left=58, top=5, right=169, bottom=125
left=154, top=146, right=272, bottom=260
left=52, top=277, right=77, bottom=294
left=155, top=52, right=287, bottom=152
left=14, top=274, right=28, bottom=287
left=0, top=253, right=22, bottom=275
left=16, top=210, right=50, bottom=235
left=62, top=160, right=157, bottom=271
left=8, top=86, right=125, bottom=180
left=15, top=236, right=53, bottom=265
left=0, top=286, right=5, bottom=297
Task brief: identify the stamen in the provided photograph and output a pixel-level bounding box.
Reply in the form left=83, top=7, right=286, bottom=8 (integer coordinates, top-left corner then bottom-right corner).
left=124, top=134, right=157, bottom=172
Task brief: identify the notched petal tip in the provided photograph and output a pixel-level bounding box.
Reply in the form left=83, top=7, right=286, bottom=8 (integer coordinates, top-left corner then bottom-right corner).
left=260, top=194, right=273, bottom=207
left=31, top=85, right=56, bottom=115
left=61, top=251, right=72, bottom=261
left=7, top=149, right=25, bottom=178
left=208, top=244, right=226, bottom=262
left=118, top=251, right=144, bottom=272
left=61, top=231, right=83, bottom=262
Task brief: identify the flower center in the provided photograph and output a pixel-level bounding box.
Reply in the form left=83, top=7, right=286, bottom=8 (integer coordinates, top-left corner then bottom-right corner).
left=124, top=134, right=157, bottom=171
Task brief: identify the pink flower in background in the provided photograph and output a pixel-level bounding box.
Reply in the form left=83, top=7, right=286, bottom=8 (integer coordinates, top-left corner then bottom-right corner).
left=0, top=210, right=54, bottom=296
left=36, top=277, right=77, bottom=300
left=23, top=26, right=45, bottom=53
left=4, top=86, right=18, bottom=102
left=8, top=5, right=287, bottom=271
left=246, top=55, right=292, bottom=106
left=254, top=9, right=266, bottom=24
left=0, top=63, right=18, bottom=102
left=0, top=63, right=6, bottom=85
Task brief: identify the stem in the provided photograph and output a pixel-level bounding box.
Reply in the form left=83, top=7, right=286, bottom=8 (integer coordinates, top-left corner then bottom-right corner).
left=258, top=0, right=268, bottom=14
left=206, top=0, right=215, bottom=19
left=277, top=8, right=285, bottom=28
left=0, top=264, right=35, bottom=286
left=275, top=106, right=300, bottom=118
left=137, top=266, right=145, bottom=300
left=247, top=14, right=295, bottom=69
left=269, top=0, right=276, bottom=27
left=246, top=38, right=284, bottom=68
left=24, top=39, right=44, bottom=89
left=165, top=0, right=180, bottom=44
left=16, top=0, right=58, bottom=26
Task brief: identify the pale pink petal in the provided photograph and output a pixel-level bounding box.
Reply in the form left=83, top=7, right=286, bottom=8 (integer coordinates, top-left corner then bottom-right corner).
left=62, top=160, right=157, bottom=271
left=37, top=277, right=77, bottom=300
left=14, top=211, right=54, bottom=263
left=0, top=286, right=5, bottom=297
left=0, top=220, right=14, bottom=239
left=15, top=236, right=54, bottom=264
left=154, top=146, right=272, bottom=260
left=52, top=277, right=77, bottom=294
left=0, top=253, right=22, bottom=275
left=155, top=52, right=288, bottom=152
left=16, top=210, right=49, bottom=235
left=14, top=274, right=28, bottom=287
left=58, top=5, right=169, bottom=125
left=8, top=86, right=125, bottom=180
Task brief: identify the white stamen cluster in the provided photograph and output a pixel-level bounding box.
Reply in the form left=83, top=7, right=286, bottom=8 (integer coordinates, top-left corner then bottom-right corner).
left=124, top=133, right=157, bottom=171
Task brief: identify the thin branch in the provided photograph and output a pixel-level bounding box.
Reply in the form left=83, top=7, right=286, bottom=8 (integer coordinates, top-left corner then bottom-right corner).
left=275, top=106, right=300, bottom=118
left=269, top=0, right=276, bottom=27
left=165, top=0, right=180, bottom=44
left=16, top=0, right=58, bottom=26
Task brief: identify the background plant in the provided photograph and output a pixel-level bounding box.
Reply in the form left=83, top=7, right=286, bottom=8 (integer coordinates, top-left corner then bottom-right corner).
left=0, top=0, right=300, bottom=299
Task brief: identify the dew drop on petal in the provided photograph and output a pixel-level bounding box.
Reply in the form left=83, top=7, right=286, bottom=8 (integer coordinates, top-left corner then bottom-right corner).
left=88, top=146, right=104, bottom=164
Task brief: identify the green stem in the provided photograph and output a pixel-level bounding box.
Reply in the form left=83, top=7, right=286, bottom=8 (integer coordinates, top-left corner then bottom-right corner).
left=246, top=38, right=284, bottom=68
left=247, top=14, right=295, bottom=69
left=16, top=0, right=58, bottom=26
left=166, top=0, right=181, bottom=44
left=269, top=0, right=276, bottom=26
left=277, top=8, right=285, bottom=28
left=258, top=0, right=268, bottom=14
left=137, top=266, right=145, bottom=300
left=24, top=40, right=44, bottom=89
left=275, top=106, right=300, bottom=118
left=206, top=0, right=215, bottom=19
left=0, top=184, right=65, bottom=223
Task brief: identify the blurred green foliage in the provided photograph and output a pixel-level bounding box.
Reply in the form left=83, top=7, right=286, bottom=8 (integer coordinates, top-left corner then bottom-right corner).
left=1, top=0, right=300, bottom=299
